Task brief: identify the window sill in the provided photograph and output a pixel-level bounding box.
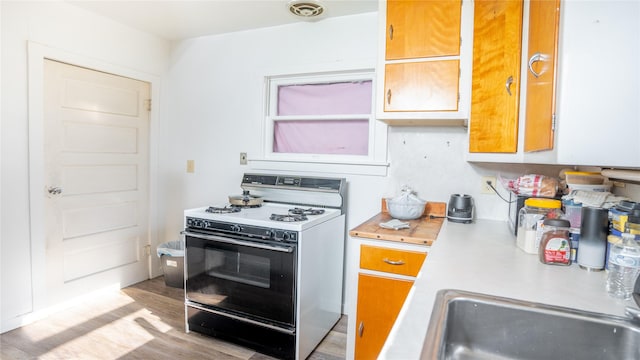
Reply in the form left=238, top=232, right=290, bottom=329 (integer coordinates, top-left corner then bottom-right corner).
left=248, top=158, right=389, bottom=177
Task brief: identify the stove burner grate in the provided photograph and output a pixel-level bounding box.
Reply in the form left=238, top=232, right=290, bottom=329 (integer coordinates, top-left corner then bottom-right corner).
left=288, top=207, right=326, bottom=216
left=233, top=204, right=262, bottom=208
left=270, top=213, right=308, bottom=222
left=206, top=206, right=242, bottom=214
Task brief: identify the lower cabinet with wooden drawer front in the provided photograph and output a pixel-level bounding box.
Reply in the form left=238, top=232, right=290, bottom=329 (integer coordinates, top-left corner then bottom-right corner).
left=354, top=243, right=427, bottom=360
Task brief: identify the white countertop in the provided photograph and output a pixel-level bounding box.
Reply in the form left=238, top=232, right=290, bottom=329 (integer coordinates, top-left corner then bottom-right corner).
left=380, top=219, right=638, bottom=359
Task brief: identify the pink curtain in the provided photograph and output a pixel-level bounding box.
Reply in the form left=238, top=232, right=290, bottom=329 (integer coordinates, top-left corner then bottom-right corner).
left=274, top=120, right=369, bottom=155
left=274, top=81, right=371, bottom=155
left=277, top=81, right=372, bottom=115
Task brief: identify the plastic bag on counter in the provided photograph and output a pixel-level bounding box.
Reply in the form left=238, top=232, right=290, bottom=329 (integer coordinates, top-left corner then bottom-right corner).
left=498, top=174, right=559, bottom=197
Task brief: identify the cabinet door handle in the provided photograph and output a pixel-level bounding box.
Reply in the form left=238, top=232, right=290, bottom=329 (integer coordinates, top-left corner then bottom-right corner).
left=389, top=24, right=394, bottom=40
left=528, top=52, right=548, bottom=78
left=358, top=321, right=364, bottom=337
left=505, top=76, right=514, bottom=96
left=386, top=89, right=392, bottom=105
left=383, top=258, right=405, bottom=266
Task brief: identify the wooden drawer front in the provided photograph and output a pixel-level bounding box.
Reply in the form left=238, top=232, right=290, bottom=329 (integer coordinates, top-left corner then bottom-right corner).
left=360, top=245, right=426, bottom=277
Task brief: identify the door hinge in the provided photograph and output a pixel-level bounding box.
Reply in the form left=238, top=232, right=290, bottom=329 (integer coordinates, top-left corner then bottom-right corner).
left=145, top=99, right=152, bottom=112
left=144, top=244, right=151, bottom=256
left=551, top=113, right=557, bottom=131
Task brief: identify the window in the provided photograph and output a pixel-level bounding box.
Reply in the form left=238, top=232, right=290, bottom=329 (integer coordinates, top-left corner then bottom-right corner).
left=258, top=70, right=388, bottom=175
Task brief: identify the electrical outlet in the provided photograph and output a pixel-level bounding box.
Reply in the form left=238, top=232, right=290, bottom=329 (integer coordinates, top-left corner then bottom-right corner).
left=240, top=152, right=247, bottom=165
left=481, top=176, right=497, bottom=194
left=186, top=160, right=195, bottom=173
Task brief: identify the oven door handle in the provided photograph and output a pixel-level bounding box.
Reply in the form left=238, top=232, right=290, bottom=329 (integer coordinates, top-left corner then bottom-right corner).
left=181, top=231, right=295, bottom=253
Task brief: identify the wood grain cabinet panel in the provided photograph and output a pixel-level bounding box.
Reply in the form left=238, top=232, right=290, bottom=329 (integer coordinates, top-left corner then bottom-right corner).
left=469, top=0, right=523, bottom=153
left=385, top=0, right=462, bottom=60
left=524, top=0, right=560, bottom=152
left=360, top=245, right=427, bottom=277
left=354, top=274, right=413, bottom=360
left=352, top=243, right=427, bottom=359
left=384, top=60, right=460, bottom=112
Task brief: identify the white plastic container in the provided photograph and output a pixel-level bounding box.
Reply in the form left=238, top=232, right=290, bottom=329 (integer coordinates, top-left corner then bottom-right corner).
left=387, top=197, right=426, bottom=220
left=567, top=182, right=612, bottom=192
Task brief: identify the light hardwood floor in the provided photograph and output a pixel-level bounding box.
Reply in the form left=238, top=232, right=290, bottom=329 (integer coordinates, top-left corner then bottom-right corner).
left=1, top=277, right=347, bottom=360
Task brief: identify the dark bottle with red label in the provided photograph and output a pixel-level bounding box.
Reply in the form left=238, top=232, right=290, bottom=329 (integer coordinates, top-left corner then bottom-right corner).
left=539, top=218, right=572, bottom=266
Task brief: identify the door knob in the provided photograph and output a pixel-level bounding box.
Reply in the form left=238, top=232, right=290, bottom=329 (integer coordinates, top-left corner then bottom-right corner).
left=47, top=186, right=63, bottom=195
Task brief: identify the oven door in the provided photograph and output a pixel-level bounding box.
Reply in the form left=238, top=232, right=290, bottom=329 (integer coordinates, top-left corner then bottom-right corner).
left=183, top=231, right=296, bottom=327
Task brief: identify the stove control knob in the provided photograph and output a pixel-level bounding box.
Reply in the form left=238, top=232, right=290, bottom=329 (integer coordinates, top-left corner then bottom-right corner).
left=231, top=224, right=242, bottom=233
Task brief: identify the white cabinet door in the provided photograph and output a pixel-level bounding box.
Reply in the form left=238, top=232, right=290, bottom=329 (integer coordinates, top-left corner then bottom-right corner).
left=555, top=1, right=640, bottom=167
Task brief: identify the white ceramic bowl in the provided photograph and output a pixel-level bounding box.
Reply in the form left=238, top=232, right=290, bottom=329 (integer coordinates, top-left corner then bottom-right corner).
left=387, top=197, right=426, bottom=220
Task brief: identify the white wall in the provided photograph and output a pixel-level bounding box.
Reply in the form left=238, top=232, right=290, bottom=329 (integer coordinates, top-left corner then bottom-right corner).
left=1, top=1, right=169, bottom=332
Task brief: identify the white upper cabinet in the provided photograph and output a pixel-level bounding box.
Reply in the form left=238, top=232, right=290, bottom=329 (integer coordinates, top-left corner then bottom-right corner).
left=553, top=0, right=639, bottom=168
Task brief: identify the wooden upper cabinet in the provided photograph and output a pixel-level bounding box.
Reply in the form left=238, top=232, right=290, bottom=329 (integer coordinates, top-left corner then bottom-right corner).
left=378, top=0, right=466, bottom=119
left=524, top=0, right=560, bottom=152
left=469, top=0, right=524, bottom=153
left=384, top=60, right=460, bottom=112
left=385, top=0, right=462, bottom=60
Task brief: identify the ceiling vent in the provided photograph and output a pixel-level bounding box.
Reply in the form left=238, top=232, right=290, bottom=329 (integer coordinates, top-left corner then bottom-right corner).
left=288, top=0, right=325, bottom=19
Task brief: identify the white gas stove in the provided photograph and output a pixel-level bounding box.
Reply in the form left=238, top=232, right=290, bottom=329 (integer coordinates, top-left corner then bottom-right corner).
left=183, top=173, right=347, bottom=360
left=184, top=202, right=342, bottom=232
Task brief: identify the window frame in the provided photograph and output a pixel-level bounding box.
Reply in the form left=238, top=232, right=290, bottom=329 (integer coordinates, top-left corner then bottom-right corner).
left=256, top=69, right=388, bottom=175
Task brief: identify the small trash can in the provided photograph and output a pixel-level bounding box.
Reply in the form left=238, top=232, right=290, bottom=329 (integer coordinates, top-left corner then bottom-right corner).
left=157, top=240, right=185, bottom=288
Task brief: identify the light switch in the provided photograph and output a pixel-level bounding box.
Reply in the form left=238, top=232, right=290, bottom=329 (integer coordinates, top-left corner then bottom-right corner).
left=186, top=160, right=195, bottom=173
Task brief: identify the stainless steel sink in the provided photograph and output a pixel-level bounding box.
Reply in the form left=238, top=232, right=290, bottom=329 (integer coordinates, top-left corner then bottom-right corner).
left=421, top=289, right=640, bottom=360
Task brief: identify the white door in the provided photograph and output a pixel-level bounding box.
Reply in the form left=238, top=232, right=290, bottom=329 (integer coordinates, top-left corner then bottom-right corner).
left=43, top=59, right=150, bottom=304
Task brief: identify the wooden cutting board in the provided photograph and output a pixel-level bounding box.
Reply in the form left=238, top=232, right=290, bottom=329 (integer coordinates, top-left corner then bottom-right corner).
left=349, top=200, right=447, bottom=246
